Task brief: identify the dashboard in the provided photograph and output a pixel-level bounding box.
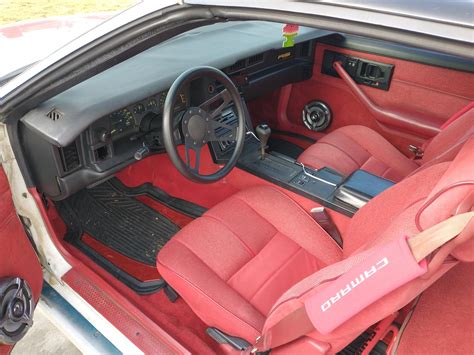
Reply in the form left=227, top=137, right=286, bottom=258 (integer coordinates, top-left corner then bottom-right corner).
left=18, top=21, right=332, bottom=200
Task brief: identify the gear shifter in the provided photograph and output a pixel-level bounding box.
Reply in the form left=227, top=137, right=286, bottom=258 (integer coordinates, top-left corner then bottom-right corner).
left=255, top=124, right=271, bottom=160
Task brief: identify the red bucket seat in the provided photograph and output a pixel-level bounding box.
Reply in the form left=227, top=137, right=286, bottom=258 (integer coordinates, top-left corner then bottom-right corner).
left=297, top=102, right=474, bottom=182
left=157, top=137, right=474, bottom=352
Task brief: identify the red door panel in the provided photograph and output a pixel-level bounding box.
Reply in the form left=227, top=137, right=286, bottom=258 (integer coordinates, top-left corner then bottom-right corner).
left=0, top=167, right=43, bottom=352
left=251, top=43, right=474, bottom=155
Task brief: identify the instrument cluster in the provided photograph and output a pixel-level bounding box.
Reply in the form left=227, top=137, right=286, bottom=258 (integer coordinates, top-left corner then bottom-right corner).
left=107, top=90, right=188, bottom=141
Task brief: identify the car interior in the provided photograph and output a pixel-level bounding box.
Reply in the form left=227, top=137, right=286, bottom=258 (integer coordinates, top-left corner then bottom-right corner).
left=12, top=20, right=474, bottom=353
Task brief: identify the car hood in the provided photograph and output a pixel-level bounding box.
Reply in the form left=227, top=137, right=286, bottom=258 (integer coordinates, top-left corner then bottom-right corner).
left=0, top=13, right=112, bottom=79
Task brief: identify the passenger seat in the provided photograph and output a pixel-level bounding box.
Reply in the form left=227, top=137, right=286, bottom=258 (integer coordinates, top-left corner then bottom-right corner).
left=297, top=102, right=474, bottom=182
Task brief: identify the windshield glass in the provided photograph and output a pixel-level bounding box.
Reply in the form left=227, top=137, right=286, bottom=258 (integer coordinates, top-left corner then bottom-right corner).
left=0, top=0, right=137, bottom=80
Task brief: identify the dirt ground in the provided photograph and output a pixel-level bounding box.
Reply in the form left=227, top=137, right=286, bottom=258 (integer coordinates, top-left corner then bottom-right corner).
left=0, top=0, right=136, bottom=25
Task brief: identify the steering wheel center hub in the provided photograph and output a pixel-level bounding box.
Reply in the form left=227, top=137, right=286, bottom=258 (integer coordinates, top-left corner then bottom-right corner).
left=188, top=115, right=207, bottom=140
left=182, top=107, right=211, bottom=145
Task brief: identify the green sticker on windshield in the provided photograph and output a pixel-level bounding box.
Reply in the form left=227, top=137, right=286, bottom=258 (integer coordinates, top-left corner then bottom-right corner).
left=282, top=24, right=299, bottom=48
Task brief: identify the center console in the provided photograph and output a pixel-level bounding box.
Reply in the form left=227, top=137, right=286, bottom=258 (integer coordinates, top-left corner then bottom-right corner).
left=236, top=137, right=394, bottom=217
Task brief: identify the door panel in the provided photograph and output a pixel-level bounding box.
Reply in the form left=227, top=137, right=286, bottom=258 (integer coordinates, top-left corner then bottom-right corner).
left=249, top=40, right=474, bottom=156
left=288, top=43, right=474, bottom=153
left=0, top=167, right=43, bottom=351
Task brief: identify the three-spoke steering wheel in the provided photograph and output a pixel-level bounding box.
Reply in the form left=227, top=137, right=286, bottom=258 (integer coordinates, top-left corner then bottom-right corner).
left=162, top=66, right=246, bottom=183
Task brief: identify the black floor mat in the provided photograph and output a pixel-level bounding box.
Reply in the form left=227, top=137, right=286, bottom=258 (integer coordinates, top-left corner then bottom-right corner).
left=56, top=179, right=206, bottom=293
left=268, top=138, right=305, bottom=159
left=58, top=181, right=179, bottom=265
left=107, top=178, right=206, bottom=218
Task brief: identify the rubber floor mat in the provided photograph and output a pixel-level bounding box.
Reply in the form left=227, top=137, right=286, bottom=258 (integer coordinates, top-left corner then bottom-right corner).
left=57, top=182, right=180, bottom=266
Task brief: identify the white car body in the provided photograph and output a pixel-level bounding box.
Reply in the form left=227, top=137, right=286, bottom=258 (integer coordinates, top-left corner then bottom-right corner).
left=0, top=1, right=471, bottom=352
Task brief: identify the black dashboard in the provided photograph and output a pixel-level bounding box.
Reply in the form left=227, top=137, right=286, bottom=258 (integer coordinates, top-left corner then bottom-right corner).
left=19, top=23, right=324, bottom=200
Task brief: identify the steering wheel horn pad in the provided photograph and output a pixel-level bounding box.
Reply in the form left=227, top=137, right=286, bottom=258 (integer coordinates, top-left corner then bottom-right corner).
left=182, top=108, right=212, bottom=147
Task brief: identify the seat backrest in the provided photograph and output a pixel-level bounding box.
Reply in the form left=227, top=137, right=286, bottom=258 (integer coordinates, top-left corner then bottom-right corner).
left=263, top=137, right=474, bottom=352
left=421, top=102, right=474, bottom=166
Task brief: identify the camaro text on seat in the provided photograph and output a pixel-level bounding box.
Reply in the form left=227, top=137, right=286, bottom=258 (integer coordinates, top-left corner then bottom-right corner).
left=321, top=257, right=388, bottom=312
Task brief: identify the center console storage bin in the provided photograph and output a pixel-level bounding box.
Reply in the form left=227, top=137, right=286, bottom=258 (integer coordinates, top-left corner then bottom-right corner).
left=334, top=170, right=395, bottom=209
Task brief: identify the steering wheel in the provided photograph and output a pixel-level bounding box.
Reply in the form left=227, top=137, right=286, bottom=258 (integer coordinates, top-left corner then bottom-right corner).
left=162, top=66, right=246, bottom=183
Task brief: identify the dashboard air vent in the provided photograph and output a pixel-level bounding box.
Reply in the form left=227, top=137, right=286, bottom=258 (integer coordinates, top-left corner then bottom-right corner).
left=227, top=59, right=245, bottom=74
left=300, top=41, right=311, bottom=57
left=46, top=108, right=63, bottom=121
left=247, top=53, right=264, bottom=66
left=215, top=108, right=238, bottom=151
left=59, top=143, right=80, bottom=173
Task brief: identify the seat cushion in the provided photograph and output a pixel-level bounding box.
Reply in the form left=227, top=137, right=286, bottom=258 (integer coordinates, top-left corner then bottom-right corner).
left=297, top=125, right=419, bottom=182
left=157, top=186, right=342, bottom=342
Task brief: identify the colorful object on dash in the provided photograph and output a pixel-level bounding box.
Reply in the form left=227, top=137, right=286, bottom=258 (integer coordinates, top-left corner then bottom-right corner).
left=282, top=24, right=299, bottom=48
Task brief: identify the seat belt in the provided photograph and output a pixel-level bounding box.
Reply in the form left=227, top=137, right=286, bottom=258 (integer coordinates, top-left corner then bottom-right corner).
left=255, top=212, right=473, bottom=352
left=408, top=212, right=473, bottom=261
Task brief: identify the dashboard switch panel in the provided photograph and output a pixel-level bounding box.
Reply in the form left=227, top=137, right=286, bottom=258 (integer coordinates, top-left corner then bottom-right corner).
left=322, top=50, right=394, bottom=90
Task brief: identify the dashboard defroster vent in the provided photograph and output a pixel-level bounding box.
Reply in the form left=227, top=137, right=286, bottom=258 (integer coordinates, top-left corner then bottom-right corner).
left=46, top=108, right=63, bottom=121
left=59, top=143, right=80, bottom=173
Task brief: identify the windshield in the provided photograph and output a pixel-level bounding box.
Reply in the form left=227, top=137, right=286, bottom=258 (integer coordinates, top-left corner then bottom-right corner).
left=0, top=0, right=137, bottom=81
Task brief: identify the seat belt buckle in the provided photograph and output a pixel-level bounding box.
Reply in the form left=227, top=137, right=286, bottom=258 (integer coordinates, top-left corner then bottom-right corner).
left=310, top=207, right=343, bottom=247
left=408, top=144, right=424, bottom=159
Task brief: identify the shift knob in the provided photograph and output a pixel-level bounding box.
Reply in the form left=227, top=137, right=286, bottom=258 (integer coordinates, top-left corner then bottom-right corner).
left=255, top=124, right=271, bottom=160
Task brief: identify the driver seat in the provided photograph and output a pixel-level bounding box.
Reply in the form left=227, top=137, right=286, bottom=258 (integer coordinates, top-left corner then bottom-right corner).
left=157, top=138, right=474, bottom=352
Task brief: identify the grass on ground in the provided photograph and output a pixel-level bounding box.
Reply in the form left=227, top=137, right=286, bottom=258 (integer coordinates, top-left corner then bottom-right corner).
left=0, top=0, right=136, bottom=25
